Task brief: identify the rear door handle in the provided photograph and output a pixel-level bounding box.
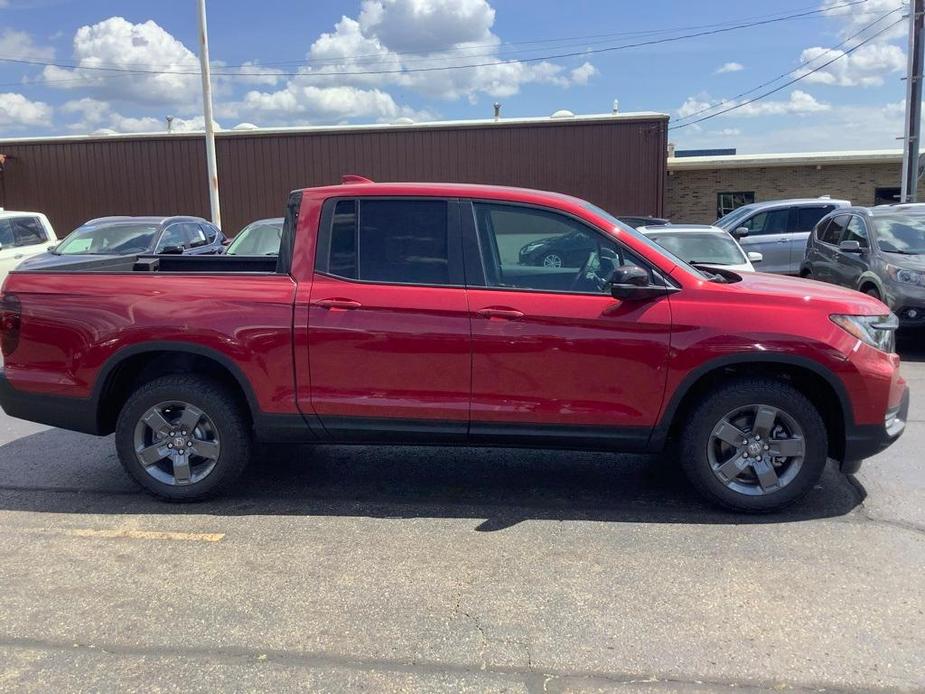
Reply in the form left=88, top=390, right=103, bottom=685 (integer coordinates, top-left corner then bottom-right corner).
left=477, top=307, right=524, bottom=320
left=313, top=298, right=362, bottom=310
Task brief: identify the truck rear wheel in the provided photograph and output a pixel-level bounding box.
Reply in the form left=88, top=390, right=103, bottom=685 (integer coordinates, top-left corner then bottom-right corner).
left=115, top=374, right=252, bottom=501
left=679, top=378, right=828, bottom=512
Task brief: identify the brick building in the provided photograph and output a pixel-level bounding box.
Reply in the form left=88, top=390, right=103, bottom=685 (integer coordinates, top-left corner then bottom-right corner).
left=665, top=150, right=925, bottom=223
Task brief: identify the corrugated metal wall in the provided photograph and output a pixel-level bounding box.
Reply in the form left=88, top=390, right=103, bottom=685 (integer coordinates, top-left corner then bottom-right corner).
left=0, top=116, right=667, bottom=237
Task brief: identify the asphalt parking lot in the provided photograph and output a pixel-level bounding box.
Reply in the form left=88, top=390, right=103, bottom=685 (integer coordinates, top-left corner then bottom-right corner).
left=0, top=338, right=922, bottom=693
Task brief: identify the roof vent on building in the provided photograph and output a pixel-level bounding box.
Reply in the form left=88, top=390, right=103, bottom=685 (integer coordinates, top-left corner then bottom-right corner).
left=392, top=117, right=415, bottom=125
left=550, top=109, right=575, bottom=119
left=341, top=174, right=374, bottom=185
left=233, top=122, right=259, bottom=131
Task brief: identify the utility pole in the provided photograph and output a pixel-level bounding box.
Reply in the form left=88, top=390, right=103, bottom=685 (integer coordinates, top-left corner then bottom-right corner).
left=901, top=0, right=924, bottom=202
left=197, top=0, right=221, bottom=226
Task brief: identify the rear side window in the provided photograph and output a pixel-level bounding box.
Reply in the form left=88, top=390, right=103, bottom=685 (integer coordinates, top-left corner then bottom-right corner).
left=820, top=215, right=849, bottom=245
left=0, top=217, right=46, bottom=247
left=794, top=205, right=835, bottom=231
left=321, top=199, right=453, bottom=286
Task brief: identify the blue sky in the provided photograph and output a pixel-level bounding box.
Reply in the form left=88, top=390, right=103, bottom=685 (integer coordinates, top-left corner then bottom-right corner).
left=0, top=0, right=911, bottom=152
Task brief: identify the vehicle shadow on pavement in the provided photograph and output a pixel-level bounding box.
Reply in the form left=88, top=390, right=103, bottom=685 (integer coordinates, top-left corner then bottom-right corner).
left=0, top=427, right=865, bottom=529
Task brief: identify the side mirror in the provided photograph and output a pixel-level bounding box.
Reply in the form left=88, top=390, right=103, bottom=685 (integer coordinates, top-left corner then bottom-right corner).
left=609, top=266, right=675, bottom=301
left=160, top=245, right=184, bottom=255
left=747, top=251, right=763, bottom=264
left=47, top=245, right=56, bottom=252
left=732, top=226, right=749, bottom=239
left=838, top=240, right=863, bottom=253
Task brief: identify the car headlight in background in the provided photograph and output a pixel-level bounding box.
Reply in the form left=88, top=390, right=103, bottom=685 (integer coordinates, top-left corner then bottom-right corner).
left=830, top=313, right=898, bottom=353
left=885, top=265, right=925, bottom=287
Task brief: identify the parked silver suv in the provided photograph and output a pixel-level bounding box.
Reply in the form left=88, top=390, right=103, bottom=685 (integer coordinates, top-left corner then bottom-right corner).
left=714, top=197, right=850, bottom=274
left=800, top=206, right=925, bottom=327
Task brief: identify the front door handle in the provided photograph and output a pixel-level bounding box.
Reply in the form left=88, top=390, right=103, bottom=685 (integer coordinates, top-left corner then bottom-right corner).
left=477, top=307, right=524, bottom=320
left=13, top=254, right=24, bottom=259
left=777, top=238, right=788, bottom=243
left=313, top=298, right=362, bottom=310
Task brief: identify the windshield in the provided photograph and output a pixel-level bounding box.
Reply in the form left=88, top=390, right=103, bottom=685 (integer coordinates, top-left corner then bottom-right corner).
left=714, top=205, right=755, bottom=229
left=581, top=202, right=707, bottom=279
left=874, top=215, right=925, bottom=254
left=56, top=223, right=158, bottom=255
left=227, top=222, right=283, bottom=255
left=647, top=232, right=746, bottom=266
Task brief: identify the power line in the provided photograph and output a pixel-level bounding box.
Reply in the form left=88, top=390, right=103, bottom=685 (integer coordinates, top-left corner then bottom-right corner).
left=669, top=17, right=906, bottom=130
left=0, top=0, right=878, bottom=81
left=671, top=5, right=905, bottom=126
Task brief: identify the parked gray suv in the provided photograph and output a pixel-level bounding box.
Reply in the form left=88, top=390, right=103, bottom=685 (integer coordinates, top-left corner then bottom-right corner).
left=714, top=197, right=850, bottom=274
left=800, top=206, right=925, bottom=327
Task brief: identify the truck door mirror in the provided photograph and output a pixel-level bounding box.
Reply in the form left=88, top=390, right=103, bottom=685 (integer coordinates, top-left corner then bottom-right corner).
left=838, top=240, right=862, bottom=253
left=609, top=266, right=675, bottom=301
left=747, top=251, right=763, bottom=264
left=160, top=245, right=184, bottom=255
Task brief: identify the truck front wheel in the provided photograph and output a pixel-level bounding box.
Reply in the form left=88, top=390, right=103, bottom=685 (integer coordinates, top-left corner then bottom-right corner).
left=679, top=378, right=828, bottom=512
left=115, top=374, right=252, bottom=501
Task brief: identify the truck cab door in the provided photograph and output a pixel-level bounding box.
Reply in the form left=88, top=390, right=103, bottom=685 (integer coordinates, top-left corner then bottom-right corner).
left=304, top=197, right=471, bottom=442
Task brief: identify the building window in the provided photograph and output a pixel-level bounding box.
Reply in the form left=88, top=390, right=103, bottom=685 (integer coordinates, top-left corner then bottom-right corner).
left=874, top=187, right=900, bottom=205
left=717, top=191, right=755, bottom=218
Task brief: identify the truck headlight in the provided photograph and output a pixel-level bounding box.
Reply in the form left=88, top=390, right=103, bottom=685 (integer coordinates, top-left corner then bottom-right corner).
left=886, top=265, right=925, bottom=287
left=830, top=313, right=898, bottom=353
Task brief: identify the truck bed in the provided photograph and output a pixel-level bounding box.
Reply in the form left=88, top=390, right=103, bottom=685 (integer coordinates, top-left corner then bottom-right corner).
left=17, top=254, right=280, bottom=274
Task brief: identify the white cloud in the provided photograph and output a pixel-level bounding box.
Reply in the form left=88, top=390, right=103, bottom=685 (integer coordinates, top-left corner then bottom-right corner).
left=230, top=0, right=597, bottom=122
left=43, top=17, right=201, bottom=106
left=797, top=43, right=905, bottom=87
left=0, top=92, right=53, bottom=128
left=0, top=29, right=54, bottom=62
left=715, top=62, right=744, bottom=74
left=822, top=0, right=908, bottom=41
left=62, top=97, right=211, bottom=133
left=677, top=90, right=829, bottom=120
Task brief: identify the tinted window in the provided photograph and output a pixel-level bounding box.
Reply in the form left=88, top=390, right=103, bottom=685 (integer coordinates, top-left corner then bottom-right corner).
left=0, top=220, right=13, bottom=247
left=157, top=224, right=189, bottom=251
left=200, top=223, right=218, bottom=243
left=742, top=208, right=790, bottom=235
left=329, top=200, right=358, bottom=278
left=474, top=202, right=645, bottom=293
left=324, top=199, right=450, bottom=285
left=842, top=217, right=869, bottom=248
left=359, top=200, right=448, bottom=284
left=820, top=215, right=849, bottom=245
left=187, top=224, right=209, bottom=248
left=794, top=205, right=835, bottom=231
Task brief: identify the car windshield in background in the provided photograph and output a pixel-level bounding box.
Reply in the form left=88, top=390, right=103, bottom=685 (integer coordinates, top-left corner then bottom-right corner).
left=648, top=232, right=746, bottom=266
left=226, top=223, right=283, bottom=255
left=56, top=223, right=157, bottom=255
left=581, top=202, right=707, bottom=278
left=714, top=205, right=755, bottom=228
left=874, top=215, right=925, bottom=254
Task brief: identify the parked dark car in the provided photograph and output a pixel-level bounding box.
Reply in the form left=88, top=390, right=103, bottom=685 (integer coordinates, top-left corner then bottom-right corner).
left=518, top=215, right=668, bottom=268
left=18, top=216, right=226, bottom=270
left=225, top=218, right=283, bottom=256
left=801, top=206, right=925, bottom=327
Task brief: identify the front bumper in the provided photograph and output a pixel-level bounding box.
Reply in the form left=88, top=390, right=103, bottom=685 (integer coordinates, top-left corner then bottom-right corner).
left=840, top=384, right=910, bottom=473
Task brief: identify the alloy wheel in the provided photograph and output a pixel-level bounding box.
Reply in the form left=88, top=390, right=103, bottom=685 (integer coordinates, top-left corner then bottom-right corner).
left=706, top=404, right=806, bottom=496
left=133, top=401, right=221, bottom=486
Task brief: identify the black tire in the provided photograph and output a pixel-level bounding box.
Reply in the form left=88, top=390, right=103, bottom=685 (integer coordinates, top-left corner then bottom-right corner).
left=863, top=286, right=881, bottom=301
left=115, top=374, right=252, bottom=501
left=679, top=378, right=828, bottom=513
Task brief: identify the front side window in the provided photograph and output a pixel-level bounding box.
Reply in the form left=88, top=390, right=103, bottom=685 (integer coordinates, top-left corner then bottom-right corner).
left=10, top=217, right=47, bottom=247
left=820, top=215, right=849, bottom=245
left=186, top=224, right=209, bottom=248
left=474, top=202, right=646, bottom=293
left=156, top=224, right=190, bottom=252
left=741, top=208, right=790, bottom=235
left=323, top=199, right=451, bottom=285
left=56, top=223, right=157, bottom=255
left=842, top=217, right=869, bottom=248
left=200, top=223, right=218, bottom=243
left=716, top=191, right=755, bottom=218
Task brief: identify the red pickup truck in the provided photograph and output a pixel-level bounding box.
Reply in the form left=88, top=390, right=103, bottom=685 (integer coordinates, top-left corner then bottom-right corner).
left=0, top=180, right=909, bottom=511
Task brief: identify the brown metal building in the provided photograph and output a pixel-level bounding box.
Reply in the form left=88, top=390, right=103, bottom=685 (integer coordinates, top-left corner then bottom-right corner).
left=0, top=112, right=668, bottom=237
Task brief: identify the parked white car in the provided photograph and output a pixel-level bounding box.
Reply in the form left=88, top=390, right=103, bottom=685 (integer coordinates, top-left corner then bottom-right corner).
left=0, top=210, right=56, bottom=283
left=637, top=224, right=762, bottom=272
